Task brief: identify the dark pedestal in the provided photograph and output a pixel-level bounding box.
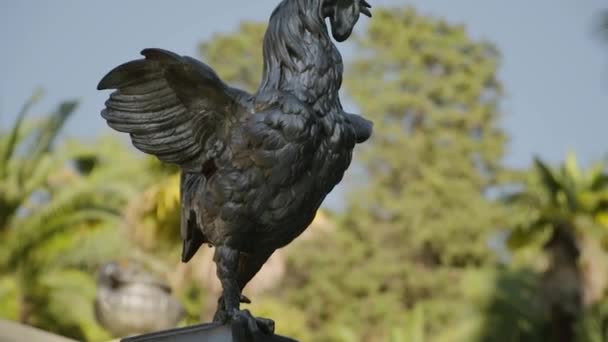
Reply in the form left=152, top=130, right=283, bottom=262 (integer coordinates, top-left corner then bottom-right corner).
left=121, top=323, right=297, bottom=342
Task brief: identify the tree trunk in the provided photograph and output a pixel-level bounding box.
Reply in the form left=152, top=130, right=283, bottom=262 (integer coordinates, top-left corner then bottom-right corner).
left=18, top=294, right=32, bottom=325
left=542, top=225, right=582, bottom=342
left=579, top=232, right=608, bottom=307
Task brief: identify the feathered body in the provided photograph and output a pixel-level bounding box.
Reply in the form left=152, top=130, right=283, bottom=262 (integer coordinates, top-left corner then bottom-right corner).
left=98, top=0, right=372, bottom=333
left=182, top=0, right=359, bottom=256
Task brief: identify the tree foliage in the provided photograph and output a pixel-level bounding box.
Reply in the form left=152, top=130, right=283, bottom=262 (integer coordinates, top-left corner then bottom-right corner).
left=196, top=7, right=520, bottom=341
left=283, top=7, right=513, bottom=340
left=199, top=21, right=266, bottom=93
left=0, top=93, right=155, bottom=341
left=508, top=153, right=608, bottom=250
left=2, top=4, right=607, bottom=342
left=505, top=154, right=608, bottom=341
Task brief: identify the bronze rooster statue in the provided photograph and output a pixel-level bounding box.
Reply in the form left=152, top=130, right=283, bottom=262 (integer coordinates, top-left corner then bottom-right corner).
left=97, top=0, right=372, bottom=337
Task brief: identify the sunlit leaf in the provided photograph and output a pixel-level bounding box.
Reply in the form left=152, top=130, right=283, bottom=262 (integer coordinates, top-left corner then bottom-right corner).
left=595, top=213, right=608, bottom=229
left=533, top=157, right=561, bottom=203
left=507, top=220, right=551, bottom=250
left=564, top=151, right=582, bottom=185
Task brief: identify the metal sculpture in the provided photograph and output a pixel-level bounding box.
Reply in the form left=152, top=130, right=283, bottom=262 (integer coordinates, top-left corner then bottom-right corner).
left=98, top=0, right=372, bottom=339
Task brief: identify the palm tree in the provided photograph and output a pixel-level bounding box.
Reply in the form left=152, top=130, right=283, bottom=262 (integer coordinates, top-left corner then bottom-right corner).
left=0, top=93, right=153, bottom=341
left=507, top=153, right=608, bottom=341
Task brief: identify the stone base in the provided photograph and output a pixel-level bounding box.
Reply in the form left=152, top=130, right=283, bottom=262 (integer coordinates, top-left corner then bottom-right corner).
left=121, top=322, right=297, bottom=342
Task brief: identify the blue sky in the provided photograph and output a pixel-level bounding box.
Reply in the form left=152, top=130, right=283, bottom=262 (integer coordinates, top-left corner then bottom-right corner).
left=1, top=0, right=607, bottom=171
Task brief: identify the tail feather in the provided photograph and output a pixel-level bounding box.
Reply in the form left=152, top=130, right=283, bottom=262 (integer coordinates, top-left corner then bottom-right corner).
left=346, top=113, right=373, bottom=143
left=180, top=172, right=207, bottom=262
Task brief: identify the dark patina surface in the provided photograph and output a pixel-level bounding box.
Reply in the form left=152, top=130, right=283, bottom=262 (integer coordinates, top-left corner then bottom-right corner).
left=122, top=322, right=297, bottom=342
left=98, top=0, right=372, bottom=340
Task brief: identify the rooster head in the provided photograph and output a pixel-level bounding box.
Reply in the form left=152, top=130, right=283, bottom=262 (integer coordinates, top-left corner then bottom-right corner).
left=323, top=0, right=372, bottom=42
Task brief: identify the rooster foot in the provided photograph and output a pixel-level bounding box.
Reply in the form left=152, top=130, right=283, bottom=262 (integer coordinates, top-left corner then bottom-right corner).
left=230, top=309, right=275, bottom=340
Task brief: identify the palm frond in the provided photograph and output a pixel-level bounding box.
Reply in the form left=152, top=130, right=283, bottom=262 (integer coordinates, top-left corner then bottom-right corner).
left=3, top=209, right=121, bottom=269
left=53, top=222, right=129, bottom=269
left=564, top=152, right=582, bottom=184
left=38, top=268, right=112, bottom=341
left=18, top=101, right=78, bottom=184
left=507, top=217, right=552, bottom=250
left=0, top=89, right=43, bottom=179
left=533, top=157, right=562, bottom=204
left=588, top=160, right=608, bottom=191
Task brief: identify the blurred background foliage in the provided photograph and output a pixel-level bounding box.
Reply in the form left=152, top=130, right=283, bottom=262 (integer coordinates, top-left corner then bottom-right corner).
left=1, top=4, right=608, bottom=342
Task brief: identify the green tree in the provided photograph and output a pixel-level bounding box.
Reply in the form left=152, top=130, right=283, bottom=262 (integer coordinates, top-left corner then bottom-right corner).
left=285, top=7, right=514, bottom=341
left=194, top=6, right=519, bottom=341
left=507, top=154, right=608, bottom=341
left=0, top=93, right=154, bottom=341
left=199, top=21, right=265, bottom=93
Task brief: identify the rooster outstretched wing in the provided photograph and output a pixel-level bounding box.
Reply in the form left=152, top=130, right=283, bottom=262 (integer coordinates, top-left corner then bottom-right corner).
left=97, top=48, right=251, bottom=172
left=98, top=48, right=252, bottom=259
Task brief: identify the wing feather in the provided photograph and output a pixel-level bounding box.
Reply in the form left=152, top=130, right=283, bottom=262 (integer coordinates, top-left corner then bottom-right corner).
left=239, top=94, right=319, bottom=189
left=98, top=48, right=250, bottom=171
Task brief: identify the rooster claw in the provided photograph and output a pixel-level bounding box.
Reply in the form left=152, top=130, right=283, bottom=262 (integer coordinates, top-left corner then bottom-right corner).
left=254, top=316, right=275, bottom=334
left=240, top=294, right=252, bottom=304
left=230, top=309, right=275, bottom=341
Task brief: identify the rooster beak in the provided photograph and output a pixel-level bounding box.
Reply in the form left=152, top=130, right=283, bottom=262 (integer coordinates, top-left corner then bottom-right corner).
left=360, top=0, right=372, bottom=18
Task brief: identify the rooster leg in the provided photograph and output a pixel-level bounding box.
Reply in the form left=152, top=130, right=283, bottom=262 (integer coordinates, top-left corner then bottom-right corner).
left=212, top=247, right=275, bottom=336
left=236, top=251, right=274, bottom=292
left=212, top=245, right=240, bottom=323
left=235, top=251, right=275, bottom=334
